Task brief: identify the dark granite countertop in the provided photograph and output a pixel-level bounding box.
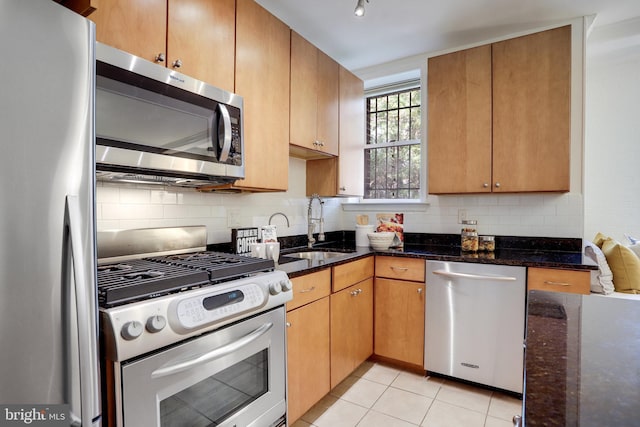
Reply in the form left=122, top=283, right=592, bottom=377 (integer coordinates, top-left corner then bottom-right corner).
left=525, top=291, right=640, bottom=426
left=268, top=232, right=597, bottom=278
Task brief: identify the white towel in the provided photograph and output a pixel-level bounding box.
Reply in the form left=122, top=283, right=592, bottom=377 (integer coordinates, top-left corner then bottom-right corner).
left=584, top=241, right=615, bottom=295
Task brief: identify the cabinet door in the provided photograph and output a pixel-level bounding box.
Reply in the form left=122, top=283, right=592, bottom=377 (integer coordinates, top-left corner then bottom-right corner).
left=337, top=66, right=365, bottom=196
left=492, top=25, right=571, bottom=192
left=316, top=51, right=339, bottom=156
left=167, top=0, right=235, bottom=92
left=287, top=297, right=331, bottom=424
left=331, top=279, right=373, bottom=388
left=290, top=32, right=319, bottom=151
left=233, top=0, right=290, bottom=191
left=374, top=278, right=425, bottom=366
left=91, top=0, right=167, bottom=63
left=528, top=267, right=590, bottom=295
left=427, top=45, right=492, bottom=194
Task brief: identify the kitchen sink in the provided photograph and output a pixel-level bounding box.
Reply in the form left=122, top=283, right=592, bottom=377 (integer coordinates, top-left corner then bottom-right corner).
left=284, top=250, right=351, bottom=261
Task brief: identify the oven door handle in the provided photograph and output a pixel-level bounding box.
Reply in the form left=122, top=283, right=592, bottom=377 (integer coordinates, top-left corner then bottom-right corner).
left=151, top=322, right=273, bottom=379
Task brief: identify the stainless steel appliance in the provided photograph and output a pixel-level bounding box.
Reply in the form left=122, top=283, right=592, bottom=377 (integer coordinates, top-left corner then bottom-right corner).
left=95, top=43, right=244, bottom=187
left=425, top=261, right=526, bottom=394
left=97, top=227, right=292, bottom=427
left=0, top=1, right=100, bottom=425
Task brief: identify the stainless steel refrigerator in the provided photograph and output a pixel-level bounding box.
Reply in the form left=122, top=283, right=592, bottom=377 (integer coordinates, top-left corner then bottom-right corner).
left=0, top=0, right=100, bottom=425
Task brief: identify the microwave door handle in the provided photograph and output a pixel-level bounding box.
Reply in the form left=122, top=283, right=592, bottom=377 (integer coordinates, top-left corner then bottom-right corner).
left=432, top=269, right=517, bottom=281
left=151, top=322, right=273, bottom=379
left=216, top=104, right=232, bottom=163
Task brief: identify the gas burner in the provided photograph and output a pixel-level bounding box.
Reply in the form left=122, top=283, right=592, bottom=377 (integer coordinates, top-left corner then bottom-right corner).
left=98, top=263, right=133, bottom=272
left=123, top=270, right=165, bottom=280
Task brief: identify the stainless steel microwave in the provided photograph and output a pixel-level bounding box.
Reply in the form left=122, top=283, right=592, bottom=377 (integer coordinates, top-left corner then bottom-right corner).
left=95, top=43, right=244, bottom=187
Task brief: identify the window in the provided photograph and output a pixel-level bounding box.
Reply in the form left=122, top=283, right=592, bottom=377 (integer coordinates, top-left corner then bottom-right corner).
left=364, top=87, right=421, bottom=199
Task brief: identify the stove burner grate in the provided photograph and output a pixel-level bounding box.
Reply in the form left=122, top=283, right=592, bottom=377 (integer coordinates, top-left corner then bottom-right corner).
left=97, top=259, right=209, bottom=308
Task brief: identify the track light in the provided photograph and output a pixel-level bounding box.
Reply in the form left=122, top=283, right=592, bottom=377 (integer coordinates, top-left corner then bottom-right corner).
left=354, top=0, right=369, bottom=17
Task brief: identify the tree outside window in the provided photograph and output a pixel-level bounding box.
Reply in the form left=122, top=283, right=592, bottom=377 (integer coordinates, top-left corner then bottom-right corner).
left=364, top=87, right=421, bottom=199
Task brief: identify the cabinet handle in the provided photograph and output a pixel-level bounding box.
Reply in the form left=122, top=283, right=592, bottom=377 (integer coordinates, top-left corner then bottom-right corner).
left=172, top=59, right=183, bottom=69
left=417, top=288, right=423, bottom=295
left=154, top=53, right=165, bottom=63
left=483, top=183, right=489, bottom=188
left=286, top=322, right=291, bottom=327
left=350, top=291, right=357, bottom=296
left=390, top=266, right=409, bottom=272
left=543, top=280, right=571, bottom=287
left=299, top=286, right=316, bottom=293
left=495, top=182, right=501, bottom=188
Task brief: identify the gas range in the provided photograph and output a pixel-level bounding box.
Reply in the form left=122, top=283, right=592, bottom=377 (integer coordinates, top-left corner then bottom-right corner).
left=97, top=227, right=292, bottom=362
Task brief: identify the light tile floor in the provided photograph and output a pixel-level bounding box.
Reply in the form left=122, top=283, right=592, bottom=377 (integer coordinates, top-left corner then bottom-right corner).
left=291, top=361, right=522, bottom=427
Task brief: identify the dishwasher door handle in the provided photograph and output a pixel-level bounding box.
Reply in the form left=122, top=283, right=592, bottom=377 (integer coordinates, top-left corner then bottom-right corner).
left=432, top=269, right=517, bottom=281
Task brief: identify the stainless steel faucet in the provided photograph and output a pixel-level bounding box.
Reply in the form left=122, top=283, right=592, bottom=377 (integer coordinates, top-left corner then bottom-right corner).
left=268, top=212, right=290, bottom=227
left=307, top=193, right=325, bottom=248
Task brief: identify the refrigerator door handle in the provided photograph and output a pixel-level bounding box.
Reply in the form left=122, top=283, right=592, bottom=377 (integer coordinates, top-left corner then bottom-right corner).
left=432, top=269, right=517, bottom=282
left=65, top=195, right=101, bottom=426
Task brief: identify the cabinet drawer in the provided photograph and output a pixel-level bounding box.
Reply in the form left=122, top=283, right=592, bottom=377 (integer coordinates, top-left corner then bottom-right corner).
left=528, top=267, right=590, bottom=295
left=375, top=256, right=425, bottom=282
left=332, top=256, right=374, bottom=292
left=287, top=269, right=331, bottom=311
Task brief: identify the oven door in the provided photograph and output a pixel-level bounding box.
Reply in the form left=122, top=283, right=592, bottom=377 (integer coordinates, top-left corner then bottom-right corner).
left=120, top=307, right=286, bottom=427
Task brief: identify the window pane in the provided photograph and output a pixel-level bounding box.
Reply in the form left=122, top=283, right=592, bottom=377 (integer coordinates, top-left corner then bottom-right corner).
left=399, top=108, right=411, bottom=141
left=388, top=94, right=399, bottom=109
left=376, top=112, right=388, bottom=143
left=410, top=107, right=421, bottom=140
left=399, top=91, right=410, bottom=108
left=377, top=96, right=387, bottom=111
left=368, top=114, right=377, bottom=144
left=411, top=89, right=421, bottom=106
left=368, top=98, right=376, bottom=113
left=388, top=110, right=399, bottom=142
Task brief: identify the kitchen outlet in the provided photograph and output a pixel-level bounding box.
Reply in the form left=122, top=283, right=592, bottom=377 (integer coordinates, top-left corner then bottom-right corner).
left=458, top=209, right=468, bottom=223
left=227, top=209, right=241, bottom=228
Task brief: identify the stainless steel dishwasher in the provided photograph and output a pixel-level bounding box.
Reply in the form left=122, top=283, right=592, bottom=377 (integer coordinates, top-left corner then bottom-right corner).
left=425, top=261, right=526, bottom=394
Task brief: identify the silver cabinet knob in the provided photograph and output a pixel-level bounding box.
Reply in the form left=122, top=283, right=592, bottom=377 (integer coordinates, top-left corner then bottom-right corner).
left=286, top=322, right=291, bottom=328
left=172, top=59, right=182, bottom=69
left=418, top=288, right=423, bottom=295
left=495, top=182, right=501, bottom=188
left=483, top=183, right=489, bottom=188
left=154, top=53, right=165, bottom=63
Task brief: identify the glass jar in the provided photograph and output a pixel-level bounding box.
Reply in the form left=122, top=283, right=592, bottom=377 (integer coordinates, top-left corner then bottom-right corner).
left=479, top=235, right=495, bottom=252
left=461, top=220, right=478, bottom=252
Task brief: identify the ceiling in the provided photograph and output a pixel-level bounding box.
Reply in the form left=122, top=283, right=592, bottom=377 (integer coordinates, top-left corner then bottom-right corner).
left=255, top=0, right=640, bottom=77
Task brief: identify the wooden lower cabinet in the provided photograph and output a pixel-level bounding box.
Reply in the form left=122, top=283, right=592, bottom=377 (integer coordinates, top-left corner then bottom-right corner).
left=528, top=267, right=590, bottom=295
left=286, top=297, right=330, bottom=424
left=330, top=278, right=373, bottom=388
left=374, top=277, right=425, bottom=366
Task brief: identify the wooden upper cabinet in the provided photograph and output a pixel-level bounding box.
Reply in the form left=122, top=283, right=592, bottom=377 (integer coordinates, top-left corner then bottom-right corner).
left=90, top=0, right=235, bottom=92
left=290, top=32, right=339, bottom=156
left=229, top=0, right=290, bottom=191
left=427, top=45, right=492, bottom=194
left=492, top=25, right=571, bottom=193
left=167, top=0, right=235, bottom=92
left=306, top=66, right=365, bottom=197
left=91, top=0, right=167, bottom=63
left=56, top=0, right=97, bottom=16
left=427, top=25, right=571, bottom=194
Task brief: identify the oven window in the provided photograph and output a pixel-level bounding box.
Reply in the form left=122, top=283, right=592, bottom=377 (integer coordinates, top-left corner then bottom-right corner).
left=159, top=349, right=268, bottom=426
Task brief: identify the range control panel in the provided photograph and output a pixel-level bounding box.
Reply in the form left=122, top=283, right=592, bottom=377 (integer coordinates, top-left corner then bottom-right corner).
left=101, top=270, right=292, bottom=362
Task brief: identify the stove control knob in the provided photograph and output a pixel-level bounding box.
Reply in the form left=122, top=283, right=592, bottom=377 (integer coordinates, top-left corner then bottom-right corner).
left=269, top=282, right=282, bottom=295
left=280, top=279, right=292, bottom=292
left=146, top=315, right=167, bottom=333
left=121, top=321, right=144, bottom=341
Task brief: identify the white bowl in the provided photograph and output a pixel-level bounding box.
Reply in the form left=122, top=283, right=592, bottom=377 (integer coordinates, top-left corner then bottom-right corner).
left=367, top=232, right=395, bottom=250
